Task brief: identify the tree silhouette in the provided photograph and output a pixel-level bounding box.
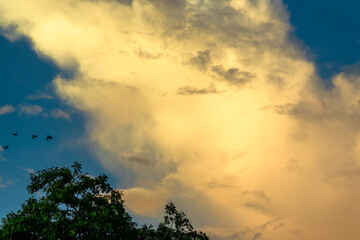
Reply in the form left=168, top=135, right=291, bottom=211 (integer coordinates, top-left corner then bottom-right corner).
left=0, top=162, right=208, bottom=240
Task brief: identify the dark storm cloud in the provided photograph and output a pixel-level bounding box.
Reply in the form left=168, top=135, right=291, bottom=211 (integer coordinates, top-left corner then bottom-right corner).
left=212, top=65, right=254, bottom=86
left=177, top=83, right=217, bottom=95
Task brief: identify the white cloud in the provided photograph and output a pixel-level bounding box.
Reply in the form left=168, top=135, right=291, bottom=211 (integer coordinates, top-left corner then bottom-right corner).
left=20, top=167, right=35, bottom=175
left=0, top=104, right=15, bottom=115
left=0, top=176, right=13, bottom=189
left=51, top=109, right=70, bottom=119
left=18, top=104, right=43, bottom=116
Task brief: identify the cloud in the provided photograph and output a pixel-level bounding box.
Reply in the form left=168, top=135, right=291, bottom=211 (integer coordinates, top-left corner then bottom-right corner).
left=284, top=158, right=302, bottom=172
left=190, top=50, right=212, bottom=71
left=252, top=232, right=262, bottom=240
left=211, top=65, right=255, bottom=86
left=241, top=191, right=275, bottom=215
left=134, top=48, right=162, bottom=59
left=207, top=179, right=232, bottom=189
left=27, top=93, right=53, bottom=100
left=1, top=0, right=360, bottom=239
left=177, top=83, right=217, bottom=95
left=18, top=104, right=43, bottom=116
left=51, top=109, right=70, bottom=119
left=126, top=156, right=151, bottom=165
left=259, top=217, right=283, bottom=230
left=20, top=167, right=35, bottom=175
left=122, top=187, right=167, bottom=217
left=243, top=202, right=274, bottom=216
left=0, top=104, right=16, bottom=115
left=0, top=176, right=13, bottom=189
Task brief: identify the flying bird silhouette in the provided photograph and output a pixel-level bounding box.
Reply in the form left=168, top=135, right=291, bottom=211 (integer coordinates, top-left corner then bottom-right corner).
left=12, top=133, right=17, bottom=136
left=32, top=135, right=38, bottom=139
left=47, top=136, right=53, bottom=141
left=3, top=145, right=8, bottom=150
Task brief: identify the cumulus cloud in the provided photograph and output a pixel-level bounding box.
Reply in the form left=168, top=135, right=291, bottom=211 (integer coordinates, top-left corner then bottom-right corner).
left=18, top=104, right=43, bottom=116
left=51, top=109, right=70, bottom=119
left=0, top=104, right=15, bottom=115
left=1, top=0, right=360, bottom=239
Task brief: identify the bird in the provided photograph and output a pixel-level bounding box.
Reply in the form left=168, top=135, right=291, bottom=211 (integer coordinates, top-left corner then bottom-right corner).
left=12, top=133, right=18, bottom=136
left=3, top=145, right=8, bottom=150
left=32, top=135, right=38, bottom=139
left=47, top=136, right=53, bottom=141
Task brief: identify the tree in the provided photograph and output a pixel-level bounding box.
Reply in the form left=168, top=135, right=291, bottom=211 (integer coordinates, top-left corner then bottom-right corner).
left=0, top=162, right=208, bottom=240
left=156, top=202, right=209, bottom=240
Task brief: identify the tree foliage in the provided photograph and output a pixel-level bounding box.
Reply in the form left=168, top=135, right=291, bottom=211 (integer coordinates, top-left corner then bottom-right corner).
left=0, top=162, right=209, bottom=240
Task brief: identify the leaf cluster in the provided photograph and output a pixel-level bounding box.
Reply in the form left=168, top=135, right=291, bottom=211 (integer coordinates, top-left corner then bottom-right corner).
left=0, top=162, right=208, bottom=240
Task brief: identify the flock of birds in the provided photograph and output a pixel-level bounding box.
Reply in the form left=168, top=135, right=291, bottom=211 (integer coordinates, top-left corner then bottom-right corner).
left=1, top=133, right=53, bottom=150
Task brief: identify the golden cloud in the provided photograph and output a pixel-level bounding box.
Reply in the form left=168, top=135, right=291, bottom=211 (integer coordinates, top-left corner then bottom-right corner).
left=1, top=0, right=360, bottom=239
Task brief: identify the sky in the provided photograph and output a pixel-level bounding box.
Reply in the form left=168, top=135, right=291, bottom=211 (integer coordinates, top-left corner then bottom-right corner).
left=1, top=0, right=360, bottom=239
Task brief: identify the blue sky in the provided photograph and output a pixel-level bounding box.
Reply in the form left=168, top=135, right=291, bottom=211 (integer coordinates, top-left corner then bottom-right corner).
left=0, top=36, right=111, bottom=218
left=1, top=1, right=360, bottom=239
left=284, top=0, right=360, bottom=79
